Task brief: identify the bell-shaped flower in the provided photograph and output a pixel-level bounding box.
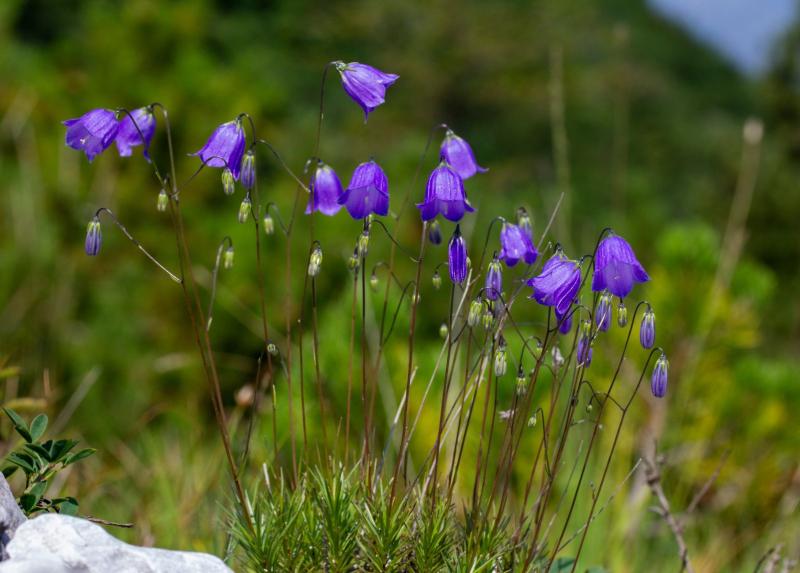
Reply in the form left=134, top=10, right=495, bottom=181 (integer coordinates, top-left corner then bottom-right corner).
left=85, top=217, right=102, bottom=256
left=440, top=129, right=487, bottom=180
left=115, top=107, right=156, bottom=160
left=640, top=309, right=656, bottom=349
left=417, top=162, right=474, bottom=222
left=448, top=225, right=468, bottom=283
left=191, top=120, right=247, bottom=180
left=63, top=109, right=119, bottom=162
left=336, top=62, right=399, bottom=120
left=651, top=353, right=668, bottom=398
left=527, top=251, right=581, bottom=317
left=592, top=233, right=649, bottom=298
left=485, top=257, right=503, bottom=301
left=338, top=160, right=390, bottom=219
left=306, top=162, right=344, bottom=216
left=500, top=223, right=538, bottom=267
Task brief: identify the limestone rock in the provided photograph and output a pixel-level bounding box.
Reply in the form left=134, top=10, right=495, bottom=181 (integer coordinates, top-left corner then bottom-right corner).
left=0, top=475, right=26, bottom=560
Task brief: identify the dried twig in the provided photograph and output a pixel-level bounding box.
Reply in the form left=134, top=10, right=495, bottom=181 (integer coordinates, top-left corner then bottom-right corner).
left=643, top=454, right=694, bottom=573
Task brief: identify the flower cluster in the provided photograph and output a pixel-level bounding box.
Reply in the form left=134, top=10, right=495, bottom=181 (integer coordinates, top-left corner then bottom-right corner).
left=64, top=107, right=156, bottom=162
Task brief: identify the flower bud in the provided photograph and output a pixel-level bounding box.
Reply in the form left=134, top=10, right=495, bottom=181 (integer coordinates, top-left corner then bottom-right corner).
left=85, top=216, right=102, bottom=256
left=485, top=258, right=503, bottom=301
left=586, top=402, right=594, bottom=413
left=640, top=309, right=656, bottom=349
left=223, top=246, right=235, bottom=270
left=651, top=353, right=668, bottom=398
left=157, top=189, right=168, bottom=212
left=308, top=245, right=323, bottom=277
left=222, top=167, right=235, bottom=196
left=357, top=229, right=370, bottom=258
left=468, top=299, right=483, bottom=327
left=347, top=248, right=360, bottom=273
left=432, top=270, right=442, bottom=290
left=428, top=219, right=442, bottom=245
left=238, top=195, right=252, bottom=224
left=494, top=337, right=508, bottom=377
left=515, top=368, right=527, bottom=396
left=267, top=342, right=279, bottom=357
left=596, top=291, right=612, bottom=332
left=370, top=273, right=379, bottom=290
left=528, top=413, right=538, bottom=428
left=617, top=300, right=628, bottom=328
left=551, top=346, right=564, bottom=370
left=241, top=149, right=256, bottom=190
left=516, top=207, right=532, bottom=238
left=482, top=306, right=495, bottom=330
left=263, top=213, right=275, bottom=235
left=439, top=323, right=449, bottom=339
left=577, top=321, right=592, bottom=367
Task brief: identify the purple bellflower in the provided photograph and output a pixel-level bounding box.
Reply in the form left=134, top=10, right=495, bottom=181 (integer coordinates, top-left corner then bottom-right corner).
left=592, top=233, right=649, bottom=299
left=115, top=107, right=156, bottom=160
left=63, top=109, right=119, bottom=162
left=527, top=251, right=581, bottom=317
left=577, top=322, right=592, bottom=367
left=651, top=353, right=668, bottom=398
left=306, top=162, right=344, bottom=216
left=191, top=120, right=247, bottom=180
left=448, top=225, right=468, bottom=284
left=500, top=223, right=538, bottom=267
left=485, top=257, right=503, bottom=301
left=336, top=62, right=399, bottom=121
left=440, top=129, right=487, bottom=180
left=85, top=217, right=102, bottom=256
left=640, top=309, right=656, bottom=349
left=417, top=162, right=474, bottom=222
left=338, top=160, right=390, bottom=219
left=557, top=311, right=573, bottom=334
left=596, top=292, right=612, bottom=332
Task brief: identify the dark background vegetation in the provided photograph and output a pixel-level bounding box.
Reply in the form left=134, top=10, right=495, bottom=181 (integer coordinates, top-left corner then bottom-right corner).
left=1, top=0, right=798, bottom=569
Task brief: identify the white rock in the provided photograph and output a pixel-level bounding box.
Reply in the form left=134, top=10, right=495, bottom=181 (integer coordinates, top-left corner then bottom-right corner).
left=0, top=475, right=26, bottom=560
left=0, top=514, right=232, bottom=573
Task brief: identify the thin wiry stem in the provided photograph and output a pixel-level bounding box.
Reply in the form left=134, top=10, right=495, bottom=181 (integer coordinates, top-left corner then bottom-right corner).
left=206, top=236, right=233, bottom=331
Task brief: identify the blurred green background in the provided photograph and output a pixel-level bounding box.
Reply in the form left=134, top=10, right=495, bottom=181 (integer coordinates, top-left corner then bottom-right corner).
left=1, top=0, right=799, bottom=570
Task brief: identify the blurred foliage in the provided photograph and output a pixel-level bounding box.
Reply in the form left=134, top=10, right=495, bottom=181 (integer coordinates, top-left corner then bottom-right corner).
left=1, top=0, right=799, bottom=570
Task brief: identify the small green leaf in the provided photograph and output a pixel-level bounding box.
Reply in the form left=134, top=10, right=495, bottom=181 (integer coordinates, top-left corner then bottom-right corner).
left=27, top=481, right=47, bottom=503
left=2, top=466, right=18, bottom=478
left=20, top=493, right=37, bottom=513
left=49, top=439, right=78, bottom=462
left=23, top=442, right=52, bottom=462
left=8, top=452, right=35, bottom=473
left=59, top=500, right=79, bottom=516
left=63, top=448, right=95, bottom=466
left=550, top=558, right=576, bottom=572
left=29, top=414, right=48, bottom=442
left=3, top=408, right=32, bottom=442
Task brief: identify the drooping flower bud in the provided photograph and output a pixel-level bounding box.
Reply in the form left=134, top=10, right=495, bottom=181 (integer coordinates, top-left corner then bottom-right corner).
left=494, top=337, right=508, bottom=377
left=651, top=353, right=668, bottom=398
left=428, top=219, right=442, bottom=245
left=241, top=149, right=256, bottom=190
left=485, top=257, right=503, bottom=301
left=223, top=246, right=235, bottom=270
left=577, top=321, right=592, bottom=367
left=263, top=213, right=275, bottom=235
left=156, top=188, right=168, bottom=212
left=370, top=273, right=379, bottom=290
left=482, top=305, right=495, bottom=330
left=596, top=292, right=612, bottom=332
left=267, top=342, right=279, bottom=357
left=448, top=225, right=468, bottom=283
left=357, top=229, right=370, bottom=258
left=432, top=270, right=442, bottom=290
left=85, top=216, right=102, bottom=256
left=551, top=346, right=565, bottom=370
left=515, top=367, right=527, bottom=396
left=640, top=309, right=656, bottom=349
left=557, top=311, right=572, bottom=335
left=516, top=207, right=533, bottom=239
left=468, top=298, right=483, bottom=328
left=308, top=245, right=323, bottom=277
left=347, top=248, right=360, bottom=273
left=528, top=413, right=538, bottom=428
left=439, top=323, right=449, bottom=339
left=238, top=194, right=252, bottom=224
left=617, top=300, right=628, bottom=327
left=222, top=167, right=235, bottom=196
